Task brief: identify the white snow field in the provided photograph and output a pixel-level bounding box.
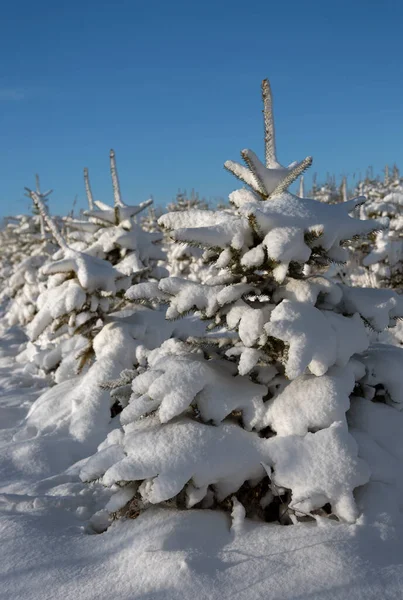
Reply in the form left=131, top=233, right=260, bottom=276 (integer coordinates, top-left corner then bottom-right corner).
left=1, top=324, right=403, bottom=599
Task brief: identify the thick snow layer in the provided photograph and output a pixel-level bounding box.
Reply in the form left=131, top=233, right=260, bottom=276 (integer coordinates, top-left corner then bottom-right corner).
left=339, top=285, right=403, bottom=331
left=88, top=418, right=268, bottom=503
left=1, top=323, right=403, bottom=598
left=125, top=352, right=266, bottom=429
left=27, top=280, right=86, bottom=340
left=159, top=278, right=226, bottom=319
left=83, top=410, right=368, bottom=522
left=267, top=422, right=370, bottom=522
left=360, top=344, right=403, bottom=408
left=160, top=191, right=387, bottom=281
left=20, top=308, right=212, bottom=449
left=44, top=248, right=123, bottom=294
left=159, top=209, right=252, bottom=251
left=262, top=365, right=356, bottom=436
left=226, top=300, right=271, bottom=347
left=84, top=222, right=165, bottom=269
left=266, top=300, right=368, bottom=379
left=274, top=276, right=343, bottom=306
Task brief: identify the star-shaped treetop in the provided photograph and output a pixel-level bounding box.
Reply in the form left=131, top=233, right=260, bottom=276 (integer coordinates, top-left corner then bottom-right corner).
left=224, top=79, right=312, bottom=199
left=83, top=150, right=153, bottom=225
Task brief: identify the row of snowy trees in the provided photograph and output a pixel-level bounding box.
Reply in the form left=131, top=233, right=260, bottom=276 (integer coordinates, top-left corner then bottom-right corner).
left=1, top=79, right=403, bottom=532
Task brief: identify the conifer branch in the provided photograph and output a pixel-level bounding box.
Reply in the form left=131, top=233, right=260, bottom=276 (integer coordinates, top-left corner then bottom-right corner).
left=110, top=149, right=124, bottom=208
left=24, top=188, right=68, bottom=250
left=35, top=173, right=41, bottom=195
left=32, top=174, right=52, bottom=199
left=262, top=79, right=276, bottom=167
left=136, top=198, right=154, bottom=214
left=223, top=160, right=261, bottom=193
left=269, top=156, right=313, bottom=198
left=241, top=150, right=269, bottom=198
left=84, top=167, right=95, bottom=210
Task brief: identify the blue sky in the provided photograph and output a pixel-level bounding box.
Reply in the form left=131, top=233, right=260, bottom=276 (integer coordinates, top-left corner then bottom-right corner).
left=1, top=0, right=402, bottom=217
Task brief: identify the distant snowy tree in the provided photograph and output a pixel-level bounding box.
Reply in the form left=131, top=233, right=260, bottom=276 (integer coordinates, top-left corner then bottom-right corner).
left=167, top=189, right=209, bottom=212
left=0, top=204, right=58, bottom=327
left=309, top=176, right=342, bottom=204
left=140, top=206, right=163, bottom=233
left=359, top=190, right=403, bottom=289
left=66, top=151, right=168, bottom=285
left=338, top=176, right=403, bottom=289
left=21, top=187, right=129, bottom=374
left=164, top=189, right=216, bottom=282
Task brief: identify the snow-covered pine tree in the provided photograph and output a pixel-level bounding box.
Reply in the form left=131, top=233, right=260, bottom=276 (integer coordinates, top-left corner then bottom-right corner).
left=360, top=189, right=403, bottom=289
left=338, top=175, right=403, bottom=289
left=22, top=187, right=129, bottom=376
left=30, top=174, right=52, bottom=217
left=0, top=179, right=59, bottom=327
left=15, top=154, right=199, bottom=449
left=140, top=206, right=163, bottom=233
left=69, top=150, right=167, bottom=283
left=167, top=189, right=209, bottom=212
left=81, top=79, right=403, bottom=533
left=310, top=176, right=342, bottom=204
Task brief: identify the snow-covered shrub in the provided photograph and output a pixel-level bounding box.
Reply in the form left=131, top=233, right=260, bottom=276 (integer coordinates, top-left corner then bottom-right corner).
left=19, top=151, right=169, bottom=379
left=21, top=187, right=130, bottom=374
left=164, top=190, right=219, bottom=283
left=358, top=191, right=403, bottom=289
left=166, top=189, right=209, bottom=213
left=337, top=169, right=403, bottom=289
left=0, top=180, right=59, bottom=326
left=81, top=79, right=403, bottom=533
left=69, top=150, right=167, bottom=282
left=16, top=154, right=213, bottom=453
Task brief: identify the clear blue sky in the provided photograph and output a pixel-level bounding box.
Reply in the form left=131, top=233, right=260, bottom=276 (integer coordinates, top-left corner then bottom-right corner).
left=1, top=0, right=402, bottom=217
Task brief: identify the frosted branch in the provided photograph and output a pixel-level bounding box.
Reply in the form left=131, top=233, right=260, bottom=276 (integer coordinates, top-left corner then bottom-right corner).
left=224, top=160, right=262, bottom=195
left=136, top=198, right=154, bottom=215
left=31, top=174, right=52, bottom=199
left=269, top=156, right=313, bottom=198
left=84, top=167, right=95, bottom=210
left=35, top=173, right=41, bottom=194
left=24, top=188, right=68, bottom=249
left=241, top=150, right=269, bottom=197
left=262, top=79, right=276, bottom=166
left=110, top=149, right=123, bottom=207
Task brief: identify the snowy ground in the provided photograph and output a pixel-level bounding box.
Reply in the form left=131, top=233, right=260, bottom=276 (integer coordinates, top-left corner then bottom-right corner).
left=1, top=326, right=403, bottom=599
